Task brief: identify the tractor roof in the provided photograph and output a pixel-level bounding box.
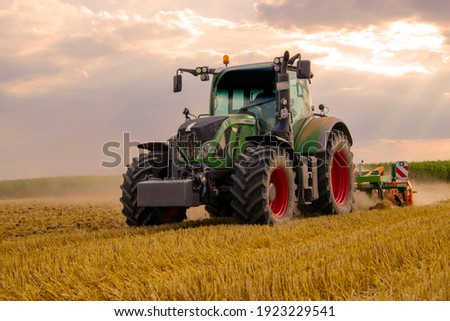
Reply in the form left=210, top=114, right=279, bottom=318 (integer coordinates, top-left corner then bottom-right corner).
left=215, top=62, right=274, bottom=74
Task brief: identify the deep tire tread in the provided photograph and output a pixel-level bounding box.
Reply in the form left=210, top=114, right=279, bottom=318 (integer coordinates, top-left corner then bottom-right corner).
left=121, top=152, right=186, bottom=226
left=299, top=130, right=354, bottom=215
left=231, top=146, right=296, bottom=225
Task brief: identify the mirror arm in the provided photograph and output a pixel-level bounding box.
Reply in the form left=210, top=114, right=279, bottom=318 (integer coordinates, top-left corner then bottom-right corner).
left=178, top=68, right=198, bottom=76
left=288, top=53, right=301, bottom=65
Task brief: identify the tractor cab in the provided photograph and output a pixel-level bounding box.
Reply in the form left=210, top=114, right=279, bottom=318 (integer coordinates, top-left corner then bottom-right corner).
left=211, top=63, right=313, bottom=135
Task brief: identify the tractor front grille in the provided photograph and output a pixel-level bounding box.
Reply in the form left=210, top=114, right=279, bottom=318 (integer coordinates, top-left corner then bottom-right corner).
left=177, top=131, right=200, bottom=160
left=176, top=116, right=228, bottom=161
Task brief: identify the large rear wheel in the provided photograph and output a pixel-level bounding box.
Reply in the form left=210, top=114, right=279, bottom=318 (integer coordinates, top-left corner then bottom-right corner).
left=300, top=129, right=354, bottom=214
left=120, top=152, right=187, bottom=226
left=231, top=146, right=296, bottom=224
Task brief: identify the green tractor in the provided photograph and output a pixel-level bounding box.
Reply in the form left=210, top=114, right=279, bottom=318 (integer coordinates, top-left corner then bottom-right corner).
left=120, top=51, right=354, bottom=225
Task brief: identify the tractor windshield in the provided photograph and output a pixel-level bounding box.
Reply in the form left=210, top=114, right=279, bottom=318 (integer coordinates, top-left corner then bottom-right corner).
left=211, top=64, right=312, bottom=134
left=212, top=65, right=276, bottom=134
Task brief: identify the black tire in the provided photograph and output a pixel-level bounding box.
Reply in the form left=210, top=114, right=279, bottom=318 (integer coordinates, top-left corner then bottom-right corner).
left=120, top=152, right=187, bottom=226
left=205, top=203, right=232, bottom=217
left=300, top=129, right=354, bottom=215
left=231, top=146, right=296, bottom=224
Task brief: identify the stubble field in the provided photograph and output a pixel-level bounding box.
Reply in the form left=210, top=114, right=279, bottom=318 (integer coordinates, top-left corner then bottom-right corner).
left=1, top=166, right=449, bottom=301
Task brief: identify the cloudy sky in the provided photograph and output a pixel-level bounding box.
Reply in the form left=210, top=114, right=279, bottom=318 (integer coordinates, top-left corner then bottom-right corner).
left=0, top=0, right=449, bottom=180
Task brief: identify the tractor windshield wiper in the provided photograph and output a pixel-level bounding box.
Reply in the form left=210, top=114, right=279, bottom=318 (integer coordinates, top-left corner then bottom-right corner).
left=239, top=98, right=276, bottom=111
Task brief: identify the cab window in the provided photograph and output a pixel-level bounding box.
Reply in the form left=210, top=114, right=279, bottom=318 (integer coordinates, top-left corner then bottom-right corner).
left=214, top=88, right=246, bottom=115
left=289, top=71, right=312, bottom=121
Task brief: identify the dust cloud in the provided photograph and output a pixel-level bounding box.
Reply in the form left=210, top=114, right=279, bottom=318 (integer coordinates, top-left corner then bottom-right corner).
left=187, top=206, right=209, bottom=221
left=0, top=176, right=121, bottom=203
left=353, top=179, right=450, bottom=211
left=410, top=180, right=450, bottom=206
left=2, top=176, right=449, bottom=215
left=353, top=191, right=378, bottom=211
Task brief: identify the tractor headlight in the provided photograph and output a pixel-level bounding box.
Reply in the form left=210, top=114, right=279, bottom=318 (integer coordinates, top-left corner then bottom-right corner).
left=195, top=67, right=202, bottom=74
left=197, top=142, right=212, bottom=160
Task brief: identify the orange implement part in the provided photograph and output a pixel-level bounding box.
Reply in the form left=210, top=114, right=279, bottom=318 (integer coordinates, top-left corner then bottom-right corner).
left=363, top=166, right=384, bottom=176
left=374, top=166, right=385, bottom=176
left=383, top=181, right=414, bottom=206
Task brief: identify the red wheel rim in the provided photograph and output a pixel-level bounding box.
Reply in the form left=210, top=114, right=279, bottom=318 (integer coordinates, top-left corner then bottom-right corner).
left=269, top=167, right=289, bottom=218
left=331, top=150, right=349, bottom=205
left=160, top=208, right=177, bottom=219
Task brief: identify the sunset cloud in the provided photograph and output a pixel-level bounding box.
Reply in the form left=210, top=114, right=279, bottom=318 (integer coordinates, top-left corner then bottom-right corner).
left=254, top=0, right=450, bottom=29
left=0, top=0, right=449, bottom=179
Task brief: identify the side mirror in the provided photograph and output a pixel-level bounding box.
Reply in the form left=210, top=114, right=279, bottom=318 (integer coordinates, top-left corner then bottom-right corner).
left=297, top=60, right=311, bottom=79
left=173, top=74, right=182, bottom=92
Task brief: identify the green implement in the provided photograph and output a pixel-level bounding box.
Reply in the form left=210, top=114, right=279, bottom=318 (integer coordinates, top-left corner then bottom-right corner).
left=355, top=161, right=415, bottom=206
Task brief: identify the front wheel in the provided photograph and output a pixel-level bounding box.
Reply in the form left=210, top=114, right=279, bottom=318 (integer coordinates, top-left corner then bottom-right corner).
left=120, top=152, right=187, bottom=226
left=231, top=146, right=296, bottom=224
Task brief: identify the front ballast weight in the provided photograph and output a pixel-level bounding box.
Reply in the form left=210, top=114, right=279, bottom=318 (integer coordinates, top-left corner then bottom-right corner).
left=136, top=136, right=225, bottom=208
left=136, top=140, right=202, bottom=209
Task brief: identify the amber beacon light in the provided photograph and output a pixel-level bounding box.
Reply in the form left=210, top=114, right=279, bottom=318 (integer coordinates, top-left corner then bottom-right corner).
left=223, top=55, right=230, bottom=66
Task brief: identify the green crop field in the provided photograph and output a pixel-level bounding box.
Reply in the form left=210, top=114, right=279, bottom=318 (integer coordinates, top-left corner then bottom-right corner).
left=409, top=160, right=450, bottom=182
left=362, top=160, right=450, bottom=182
left=0, top=160, right=449, bottom=301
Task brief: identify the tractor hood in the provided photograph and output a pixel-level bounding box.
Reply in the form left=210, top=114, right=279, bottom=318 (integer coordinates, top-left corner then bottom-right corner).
left=178, top=116, right=229, bottom=144
left=177, top=116, right=229, bottom=161
left=177, top=114, right=257, bottom=166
